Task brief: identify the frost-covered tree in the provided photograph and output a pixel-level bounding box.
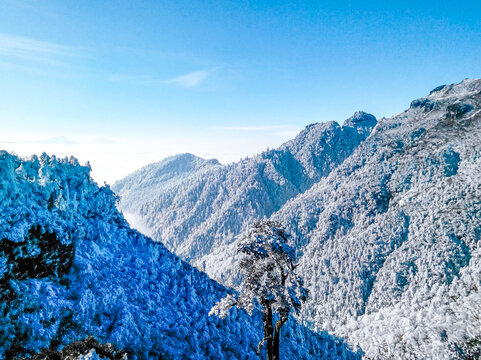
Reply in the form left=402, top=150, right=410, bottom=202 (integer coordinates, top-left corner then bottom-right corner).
left=210, top=220, right=308, bottom=360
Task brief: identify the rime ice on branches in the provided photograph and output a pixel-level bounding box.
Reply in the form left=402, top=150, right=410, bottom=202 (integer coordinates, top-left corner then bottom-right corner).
left=210, top=220, right=308, bottom=360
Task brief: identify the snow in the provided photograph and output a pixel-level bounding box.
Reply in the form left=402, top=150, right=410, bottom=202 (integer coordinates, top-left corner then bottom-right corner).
left=114, top=78, right=481, bottom=358
left=113, top=113, right=377, bottom=284
left=5, top=78, right=479, bottom=359
left=0, top=151, right=358, bottom=359
left=271, top=79, right=481, bottom=358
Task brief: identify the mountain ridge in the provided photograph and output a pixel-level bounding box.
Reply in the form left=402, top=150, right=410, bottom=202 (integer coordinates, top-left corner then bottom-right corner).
left=113, top=112, right=377, bottom=266
left=270, top=78, right=481, bottom=358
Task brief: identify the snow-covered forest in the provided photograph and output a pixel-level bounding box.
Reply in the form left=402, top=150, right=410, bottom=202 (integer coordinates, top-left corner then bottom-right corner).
left=0, top=151, right=357, bottom=359
left=114, top=79, right=481, bottom=359
left=2, top=0, right=480, bottom=357
left=1, top=79, right=480, bottom=359
left=112, top=112, right=377, bottom=278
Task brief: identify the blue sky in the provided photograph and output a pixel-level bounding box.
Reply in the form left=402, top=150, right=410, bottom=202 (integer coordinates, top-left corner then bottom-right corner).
left=0, top=0, right=480, bottom=183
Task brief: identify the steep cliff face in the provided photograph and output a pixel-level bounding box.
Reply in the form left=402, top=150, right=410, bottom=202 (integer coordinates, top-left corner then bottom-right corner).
left=113, top=112, right=376, bottom=270
left=0, top=151, right=357, bottom=359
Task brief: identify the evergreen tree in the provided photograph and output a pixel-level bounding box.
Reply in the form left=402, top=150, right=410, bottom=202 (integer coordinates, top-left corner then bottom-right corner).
left=210, top=220, right=308, bottom=360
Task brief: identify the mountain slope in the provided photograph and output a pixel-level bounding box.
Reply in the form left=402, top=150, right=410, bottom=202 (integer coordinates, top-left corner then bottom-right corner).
left=113, top=153, right=221, bottom=212
left=0, top=152, right=358, bottom=359
left=114, top=78, right=481, bottom=358
left=271, top=79, right=481, bottom=358
left=113, top=112, right=376, bottom=274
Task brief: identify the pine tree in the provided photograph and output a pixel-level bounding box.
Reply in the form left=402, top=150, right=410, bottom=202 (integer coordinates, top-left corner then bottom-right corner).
left=210, top=220, right=308, bottom=360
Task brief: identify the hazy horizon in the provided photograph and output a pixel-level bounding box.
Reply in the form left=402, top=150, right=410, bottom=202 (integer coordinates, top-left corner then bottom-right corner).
left=1, top=0, right=480, bottom=183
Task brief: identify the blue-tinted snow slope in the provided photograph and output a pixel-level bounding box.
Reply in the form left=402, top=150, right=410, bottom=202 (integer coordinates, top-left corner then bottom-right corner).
left=0, top=152, right=359, bottom=359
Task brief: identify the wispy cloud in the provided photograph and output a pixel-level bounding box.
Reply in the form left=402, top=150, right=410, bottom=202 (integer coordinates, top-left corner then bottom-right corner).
left=212, top=125, right=289, bottom=132
left=109, top=68, right=215, bottom=88
left=0, top=33, right=78, bottom=63
left=165, top=69, right=213, bottom=88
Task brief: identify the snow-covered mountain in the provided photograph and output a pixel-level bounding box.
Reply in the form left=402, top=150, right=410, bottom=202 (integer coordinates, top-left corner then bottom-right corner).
left=271, top=79, right=481, bottom=358
left=0, top=152, right=359, bottom=359
left=114, top=79, right=481, bottom=359
left=112, top=112, right=377, bottom=273
left=113, top=153, right=221, bottom=213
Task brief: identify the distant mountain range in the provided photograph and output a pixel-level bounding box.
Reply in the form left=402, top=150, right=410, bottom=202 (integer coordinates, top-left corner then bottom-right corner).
left=112, top=111, right=376, bottom=270
left=114, top=79, right=481, bottom=359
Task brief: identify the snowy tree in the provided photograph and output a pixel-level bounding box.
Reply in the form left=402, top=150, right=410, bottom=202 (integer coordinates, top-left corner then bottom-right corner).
left=210, top=220, right=308, bottom=360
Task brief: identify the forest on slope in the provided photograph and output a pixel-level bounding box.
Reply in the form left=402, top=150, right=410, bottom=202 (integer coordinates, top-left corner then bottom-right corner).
left=0, top=152, right=358, bottom=359
left=113, top=112, right=377, bottom=279
left=115, top=79, right=481, bottom=359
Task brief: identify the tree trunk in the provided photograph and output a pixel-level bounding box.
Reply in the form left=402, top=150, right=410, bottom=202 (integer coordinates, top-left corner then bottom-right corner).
left=272, top=316, right=288, bottom=360
left=258, top=303, right=274, bottom=360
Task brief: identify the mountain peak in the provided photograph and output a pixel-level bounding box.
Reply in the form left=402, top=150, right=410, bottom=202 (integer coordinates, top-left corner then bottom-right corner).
left=428, top=78, right=481, bottom=100
left=162, top=153, right=220, bottom=166
left=129, top=153, right=220, bottom=178
left=343, top=111, right=377, bottom=130
left=112, top=153, right=220, bottom=195
left=410, top=79, right=481, bottom=111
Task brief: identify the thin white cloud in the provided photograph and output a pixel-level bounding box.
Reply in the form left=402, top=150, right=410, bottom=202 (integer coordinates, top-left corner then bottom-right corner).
left=0, top=33, right=78, bottom=63
left=166, top=69, right=212, bottom=88
left=109, top=68, right=215, bottom=88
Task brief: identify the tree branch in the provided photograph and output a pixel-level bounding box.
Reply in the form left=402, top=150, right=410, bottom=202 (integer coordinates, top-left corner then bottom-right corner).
left=256, top=336, right=266, bottom=354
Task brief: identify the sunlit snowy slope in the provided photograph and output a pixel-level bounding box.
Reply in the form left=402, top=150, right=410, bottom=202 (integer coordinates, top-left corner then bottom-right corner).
left=272, top=79, right=481, bottom=358
left=113, top=112, right=376, bottom=279
left=0, top=152, right=359, bottom=359
left=115, top=79, right=481, bottom=359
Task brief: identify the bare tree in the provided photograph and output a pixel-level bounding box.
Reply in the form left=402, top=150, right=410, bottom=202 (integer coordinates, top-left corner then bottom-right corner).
left=210, top=220, right=308, bottom=360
